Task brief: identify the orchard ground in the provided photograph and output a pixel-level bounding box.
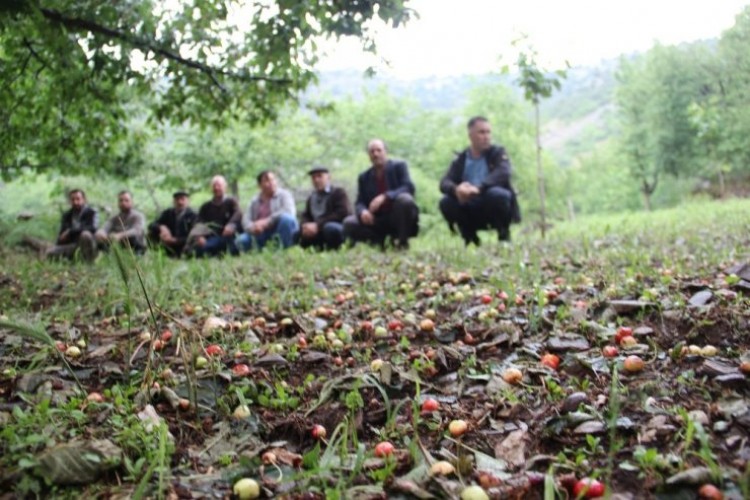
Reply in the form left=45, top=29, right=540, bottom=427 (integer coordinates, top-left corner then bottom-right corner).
left=1, top=198, right=749, bottom=498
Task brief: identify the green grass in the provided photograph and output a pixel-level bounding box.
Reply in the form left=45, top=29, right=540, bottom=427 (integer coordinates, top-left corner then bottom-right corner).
left=1, top=196, right=749, bottom=498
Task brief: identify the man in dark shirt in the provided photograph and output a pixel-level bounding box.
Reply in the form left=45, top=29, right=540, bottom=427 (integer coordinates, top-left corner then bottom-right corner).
left=191, top=175, right=242, bottom=257
left=148, top=190, right=197, bottom=257
left=45, top=188, right=98, bottom=261
left=343, top=139, right=419, bottom=249
left=439, top=116, right=521, bottom=245
left=298, top=166, right=351, bottom=250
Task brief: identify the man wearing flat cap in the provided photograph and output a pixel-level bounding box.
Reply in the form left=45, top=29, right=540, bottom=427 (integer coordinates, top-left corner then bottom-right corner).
left=297, top=166, right=352, bottom=250
left=148, top=190, right=197, bottom=257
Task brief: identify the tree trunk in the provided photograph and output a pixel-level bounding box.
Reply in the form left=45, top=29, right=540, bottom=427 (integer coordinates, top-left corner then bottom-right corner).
left=535, top=103, right=547, bottom=238
left=717, top=167, right=726, bottom=198
left=642, top=190, right=652, bottom=211
left=229, top=179, right=239, bottom=201
left=567, top=198, right=576, bottom=221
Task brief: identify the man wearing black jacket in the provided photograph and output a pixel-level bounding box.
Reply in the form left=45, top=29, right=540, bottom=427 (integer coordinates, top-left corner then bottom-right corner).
left=148, top=191, right=197, bottom=257
left=191, top=175, right=242, bottom=257
left=343, top=139, right=419, bottom=249
left=46, top=189, right=98, bottom=261
left=439, top=116, right=521, bottom=245
left=298, top=166, right=351, bottom=250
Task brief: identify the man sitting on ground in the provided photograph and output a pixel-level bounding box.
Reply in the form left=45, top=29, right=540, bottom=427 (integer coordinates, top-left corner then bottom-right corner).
left=343, top=139, right=419, bottom=249
left=239, top=170, right=298, bottom=251
left=190, top=175, right=242, bottom=257
left=298, top=166, right=351, bottom=250
left=95, top=190, right=147, bottom=253
left=439, top=116, right=521, bottom=245
left=33, top=188, right=99, bottom=262
left=148, top=190, right=197, bottom=257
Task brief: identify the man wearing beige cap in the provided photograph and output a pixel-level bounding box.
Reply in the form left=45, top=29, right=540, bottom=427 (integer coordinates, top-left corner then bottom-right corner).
left=297, top=166, right=351, bottom=250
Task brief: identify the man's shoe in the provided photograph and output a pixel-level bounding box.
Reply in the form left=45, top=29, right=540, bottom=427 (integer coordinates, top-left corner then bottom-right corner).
left=463, top=233, right=480, bottom=247
left=498, top=227, right=511, bottom=242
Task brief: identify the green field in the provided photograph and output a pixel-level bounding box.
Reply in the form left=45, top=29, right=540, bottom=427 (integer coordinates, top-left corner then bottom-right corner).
left=1, top=198, right=749, bottom=498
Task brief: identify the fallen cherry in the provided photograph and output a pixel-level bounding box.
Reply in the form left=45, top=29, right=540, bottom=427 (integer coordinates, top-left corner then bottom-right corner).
left=312, top=424, right=327, bottom=440
left=421, top=398, right=440, bottom=413
left=374, top=441, right=395, bottom=457
left=232, top=364, right=250, bottom=377
left=205, top=344, right=223, bottom=356
left=448, top=419, right=468, bottom=437
left=573, top=478, right=605, bottom=498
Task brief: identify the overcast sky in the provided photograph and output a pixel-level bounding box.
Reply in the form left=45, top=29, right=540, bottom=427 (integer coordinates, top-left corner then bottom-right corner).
left=318, top=0, right=749, bottom=79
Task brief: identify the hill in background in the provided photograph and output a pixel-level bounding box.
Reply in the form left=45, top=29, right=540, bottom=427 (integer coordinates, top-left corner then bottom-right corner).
left=313, top=59, right=620, bottom=167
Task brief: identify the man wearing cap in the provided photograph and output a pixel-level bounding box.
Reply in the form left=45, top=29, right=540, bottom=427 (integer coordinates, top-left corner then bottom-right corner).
left=95, top=190, right=147, bottom=253
left=148, top=190, right=197, bottom=257
left=191, top=175, right=243, bottom=257
left=439, top=116, right=521, bottom=245
left=297, top=166, right=352, bottom=250
left=239, top=170, right=298, bottom=251
left=343, top=139, right=419, bottom=249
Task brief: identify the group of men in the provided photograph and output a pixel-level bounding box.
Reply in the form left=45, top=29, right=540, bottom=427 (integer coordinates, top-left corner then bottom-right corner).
left=39, top=117, right=521, bottom=261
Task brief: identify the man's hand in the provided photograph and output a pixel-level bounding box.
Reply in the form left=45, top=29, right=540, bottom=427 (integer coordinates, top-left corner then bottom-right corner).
left=59, top=229, right=70, bottom=243
left=196, top=236, right=206, bottom=248
left=111, top=232, right=124, bottom=243
left=456, top=182, right=480, bottom=204
left=159, top=225, right=175, bottom=244
left=368, top=194, right=387, bottom=213
left=301, top=222, right=318, bottom=238
left=95, top=230, right=108, bottom=244
left=251, top=218, right=270, bottom=235
left=222, top=224, right=236, bottom=237
left=360, top=210, right=375, bottom=225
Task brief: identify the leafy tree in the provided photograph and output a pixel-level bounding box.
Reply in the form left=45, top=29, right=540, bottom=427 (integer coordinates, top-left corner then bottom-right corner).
left=716, top=6, right=750, bottom=175
left=615, top=43, right=711, bottom=210
left=0, top=0, right=414, bottom=179
left=513, top=39, right=567, bottom=237
left=566, top=140, right=641, bottom=215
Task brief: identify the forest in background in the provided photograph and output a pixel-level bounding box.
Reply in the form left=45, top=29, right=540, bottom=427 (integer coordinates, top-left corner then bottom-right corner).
left=2, top=5, right=750, bottom=238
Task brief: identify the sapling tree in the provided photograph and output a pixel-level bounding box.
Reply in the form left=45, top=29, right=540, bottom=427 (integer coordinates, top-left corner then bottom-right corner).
left=513, top=38, right=567, bottom=238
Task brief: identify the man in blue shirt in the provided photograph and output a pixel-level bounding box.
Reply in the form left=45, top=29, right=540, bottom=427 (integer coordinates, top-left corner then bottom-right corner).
left=439, top=116, right=521, bottom=245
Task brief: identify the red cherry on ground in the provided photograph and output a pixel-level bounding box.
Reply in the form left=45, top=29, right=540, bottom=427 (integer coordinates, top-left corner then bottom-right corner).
left=540, top=353, right=560, bottom=370
left=697, top=483, right=723, bottom=500
left=573, top=478, right=605, bottom=498
left=388, top=320, right=403, bottom=331
left=421, top=398, right=440, bottom=413
left=311, top=424, right=327, bottom=440
left=205, top=344, right=223, bottom=356
left=232, top=364, right=250, bottom=377
left=374, top=441, right=395, bottom=457
left=614, top=326, right=633, bottom=344
left=602, top=345, right=619, bottom=358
